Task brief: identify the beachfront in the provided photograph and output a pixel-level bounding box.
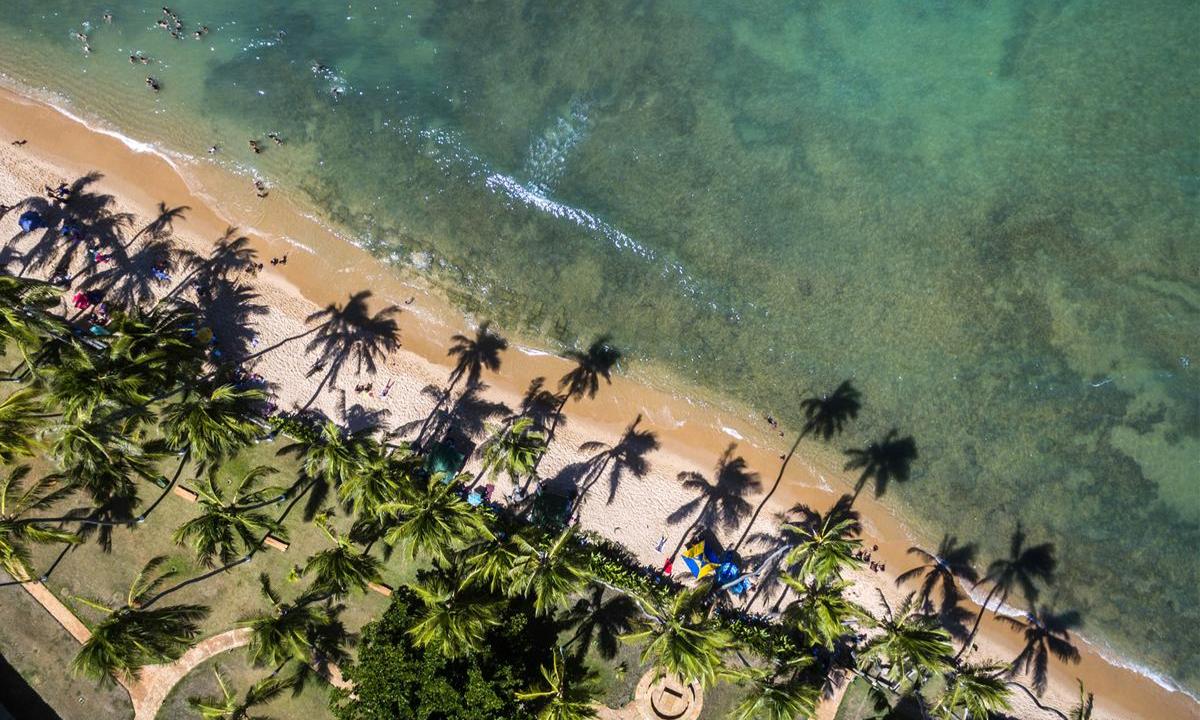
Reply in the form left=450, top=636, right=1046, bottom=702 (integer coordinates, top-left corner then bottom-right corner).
left=0, top=83, right=1197, bottom=720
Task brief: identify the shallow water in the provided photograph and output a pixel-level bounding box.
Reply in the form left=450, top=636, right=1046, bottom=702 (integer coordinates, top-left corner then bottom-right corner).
left=0, top=0, right=1197, bottom=694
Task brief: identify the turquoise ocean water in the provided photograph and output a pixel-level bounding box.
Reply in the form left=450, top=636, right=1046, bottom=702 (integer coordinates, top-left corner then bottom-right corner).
left=0, top=0, right=1196, bottom=695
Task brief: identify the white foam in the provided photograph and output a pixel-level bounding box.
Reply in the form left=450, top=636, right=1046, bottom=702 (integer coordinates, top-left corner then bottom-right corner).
left=517, top=345, right=552, bottom=357
left=720, top=425, right=744, bottom=440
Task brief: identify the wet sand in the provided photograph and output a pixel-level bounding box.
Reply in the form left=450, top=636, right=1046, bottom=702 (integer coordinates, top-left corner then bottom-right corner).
left=0, top=83, right=1194, bottom=719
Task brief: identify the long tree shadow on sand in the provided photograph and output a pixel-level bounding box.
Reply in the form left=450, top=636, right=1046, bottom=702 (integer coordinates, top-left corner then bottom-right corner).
left=666, top=443, right=762, bottom=559
left=10, top=174, right=133, bottom=278
left=554, top=414, right=659, bottom=512
left=895, top=533, right=979, bottom=639
left=844, top=428, right=918, bottom=502
left=516, top=376, right=566, bottom=433
left=734, top=380, right=862, bottom=552
left=300, top=290, right=401, bottom=410
left=398, top=382, right=511, bottom=445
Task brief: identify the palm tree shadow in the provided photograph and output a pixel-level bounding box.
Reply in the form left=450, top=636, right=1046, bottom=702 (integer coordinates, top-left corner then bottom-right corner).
left=517, top=376, right=565, bottom=432
left=999, top=606, right=1082, bottom=696
left=563, top=584, right=639, bottom=661
left=162, top=229, right=255, bottom=303
left=334, top=389, right=391, bottom=432
left=124, top=202, right=189, bottom=249
left=844, top=429, right=918, bottom=502
left=446, top=320, right=507, bottom=391
left=19, top=173, right=134, bottom=278
left=577, top=414, right=659, bottom=505
left=205, top=280, right=270, bottom=360
left=301, top=290, right=401, bottom=410
left=734, top=381, right=861, bottom=552
left=666, top=444, right=762, bottom=559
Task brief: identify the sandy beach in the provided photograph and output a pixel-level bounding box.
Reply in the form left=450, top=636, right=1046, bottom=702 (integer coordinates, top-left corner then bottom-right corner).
left=0, top=83, right=1195, bottom=720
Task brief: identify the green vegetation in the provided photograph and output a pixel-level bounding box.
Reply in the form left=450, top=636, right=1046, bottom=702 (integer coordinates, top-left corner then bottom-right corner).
left=0, top=248, right=1093, bottom=720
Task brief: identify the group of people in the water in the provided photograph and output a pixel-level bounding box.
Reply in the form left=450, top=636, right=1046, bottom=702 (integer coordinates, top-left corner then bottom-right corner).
left=154, top=7, right=207, bottom=41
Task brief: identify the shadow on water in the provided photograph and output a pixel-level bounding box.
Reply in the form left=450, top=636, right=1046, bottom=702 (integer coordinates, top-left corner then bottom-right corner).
left=735, top=380, right=862, bottom=552
left=844, top=428, right=918, bottom=502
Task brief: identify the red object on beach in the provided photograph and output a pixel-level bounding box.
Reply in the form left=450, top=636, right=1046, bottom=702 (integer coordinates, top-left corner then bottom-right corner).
left=663, top=557, right=674, bottom=575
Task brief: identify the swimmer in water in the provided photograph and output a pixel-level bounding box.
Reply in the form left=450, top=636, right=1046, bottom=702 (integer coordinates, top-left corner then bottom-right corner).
left=248, top=139, right=262, bottom=154
left=146, top=76, right=160, bottom=92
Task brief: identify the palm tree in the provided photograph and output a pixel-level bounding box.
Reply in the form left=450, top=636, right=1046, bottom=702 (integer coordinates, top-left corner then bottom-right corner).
left=782, top=504, right=863, bottom=584
left=961, top=525, right=1056, bottom=652
left=799, top=380, right=861, bottom=441
left=188, top=666, right=286, bottom=720
left=0, top=466, right=78, bottom=579
left=623, top=581, right=733, bottom=689
left=931, top=661, right=1012, bottom=719
left=844, top=429, right=917, bottom=501
left=160, top=381, right=265, bottom=473
left=336, top=451, right=408, bottom=520
left=998, top=607, right=1081, bottom=696
left=0, top=388, right=46, bottom=462
left=732, top=667, right=821, bottom=720
left=479, top=416, right=546, bottom=485
left=508, top=525, right=589, bottom=615
left=447, top=321, right=507, bottom=392
left=302, top=520, right=383, bottom=598
left=1068, top=680, right=1094, bottom=720
left=241, top=573, right=331, bottom=669
left=72, top=555, right=209, bottom=684
left=286, top=420, right=379, bottom=510
left=858, top=591, right=953, bottom=689
left=173, top=466, right=287, bottom=567
left=563, top=584, right=638, bottom=660
left=408, top=561, right=502, bottom=658
left=463, top=526, right=522, bottom=594
left=515, top=648, right=599, bottom=720
left=48, top=416, right=166, bottom=511
left=378, top=472, right=490, bottom=561
left=0, top=273, right=61, bottom=375
left=896, top=534, right=978, bottom=615
left=780, top=575, right=868, bottom=650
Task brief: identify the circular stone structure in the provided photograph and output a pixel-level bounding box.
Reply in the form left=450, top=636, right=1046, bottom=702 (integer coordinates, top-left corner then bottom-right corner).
left=634, top=670, right=703, bottom=720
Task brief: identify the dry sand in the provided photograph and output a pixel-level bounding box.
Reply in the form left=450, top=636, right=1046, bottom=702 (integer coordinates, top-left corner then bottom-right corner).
left=0, top=83, right=1194, bottom=720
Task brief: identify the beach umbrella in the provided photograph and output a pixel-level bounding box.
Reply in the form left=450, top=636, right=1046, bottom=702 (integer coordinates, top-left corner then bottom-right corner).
left=682, top=541, right=716, bottom=579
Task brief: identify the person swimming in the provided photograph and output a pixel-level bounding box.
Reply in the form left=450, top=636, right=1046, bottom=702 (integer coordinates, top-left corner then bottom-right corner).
left=267, top=132, right=283, bottom=145
left=146, top=76, right=160, bottom=92
left=248, top=139, right=262, bottom=153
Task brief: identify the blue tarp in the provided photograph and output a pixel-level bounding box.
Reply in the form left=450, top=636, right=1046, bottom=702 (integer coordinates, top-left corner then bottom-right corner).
left=18, top=210, right=45, bottom=233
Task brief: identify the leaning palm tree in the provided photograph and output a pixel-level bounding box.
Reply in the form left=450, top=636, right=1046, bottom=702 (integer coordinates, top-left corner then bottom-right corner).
left=858, top=591, right=953, bottom=689
left=0, top=388, right=46, bottom=462
left=731, top=666, right=821, bottom=720
left=72, top=555, right=209, bottom=684
left=998, top=606, right=1081, bottom=696
left=188, top=666, right=286, bottom=720
left=0, top=273, right=62, bottom=375
left=623, top=581, right=734, bottom=689
left=780, top=575, right=868, bottom=650
left=931, top=661, right=1012, bottom=719
left=479, top=417, right=546, bottom=485
left=160, top=381, right=265, bottom=474
left=896, top=534, right=978, bottom=614
left=446, top=321, right=507, bottom=392
left=173, top=466, right=287, bottom=567
left=408, top=561, right=502, bottom=658
left=0, top=466, right=78, bottom=579
left=285, top=420, right=380, bottom=515
left=515, top=648, right=599, bottom=720
left=336, top=450, right=409, bottom=520
left=961, top=524, right=1056, bottom=652
left=302, top=520, right=383, bottom=598
left=241, top=573, right=330, bottom=669
left=782, top=505, right=863, bottom=584
left=508, top=525, right=589, bottom=615
left=378, top=471, right=490, bottom=561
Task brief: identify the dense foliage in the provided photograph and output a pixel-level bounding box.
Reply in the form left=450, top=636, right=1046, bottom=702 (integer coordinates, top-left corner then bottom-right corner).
left=332, top=587, right=557, bottom=720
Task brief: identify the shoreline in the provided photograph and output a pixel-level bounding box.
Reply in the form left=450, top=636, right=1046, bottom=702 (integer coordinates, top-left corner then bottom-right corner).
left=0, top=82, right=1196, bottom=719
